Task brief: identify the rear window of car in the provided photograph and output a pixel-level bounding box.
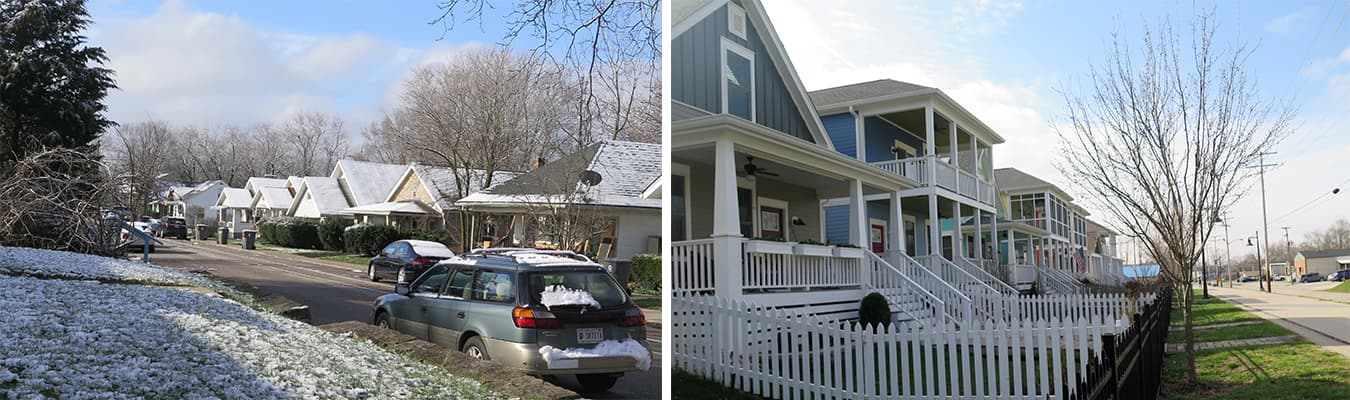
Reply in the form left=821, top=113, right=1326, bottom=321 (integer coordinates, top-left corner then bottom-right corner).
left=525, top=270, right=628, bottom=308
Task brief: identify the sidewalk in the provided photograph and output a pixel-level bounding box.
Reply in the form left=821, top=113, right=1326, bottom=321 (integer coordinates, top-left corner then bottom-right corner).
left=1208, top=285, right=1350, bottom=358
left=1221, top=280, right=1350, bottom=304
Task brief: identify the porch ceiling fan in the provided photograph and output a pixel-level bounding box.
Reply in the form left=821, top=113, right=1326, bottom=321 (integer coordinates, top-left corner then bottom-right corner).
left=742, top=156, right=779, bottom=177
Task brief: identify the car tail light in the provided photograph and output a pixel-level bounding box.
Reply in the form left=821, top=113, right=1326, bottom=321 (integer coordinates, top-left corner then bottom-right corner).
left=620, top=307, right=646, bottom=327
left=412, top=257, right=431, bottom=266
left=512, top=307, right=561, bottom=329
left=121, top=232, right=130, bottom=240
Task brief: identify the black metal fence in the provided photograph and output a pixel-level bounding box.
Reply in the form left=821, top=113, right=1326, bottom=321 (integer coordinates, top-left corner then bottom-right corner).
left=1065, top=289, right=1174, bottom=399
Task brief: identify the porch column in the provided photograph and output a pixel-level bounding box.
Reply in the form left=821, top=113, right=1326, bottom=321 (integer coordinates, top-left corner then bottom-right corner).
left=975, top=210, right=984, bottom=259
left=712, top=138, right=744, bottom=299
left=854, top=110, right=866, bottom=161
left=952, top=202, right=963, bottom=259
left=889, top=191, right=905, bottom=261
left=847, top=179, right=867, bottom=248
left=949, top=121, right=958, bottom=167
left=928, top=194, right=940, bottom=260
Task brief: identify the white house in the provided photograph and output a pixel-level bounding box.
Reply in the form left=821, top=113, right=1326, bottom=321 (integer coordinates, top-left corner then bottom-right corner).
left=343, top=163, right=519, bottom=234
left=161, top=180, right=227, bottom=228
left=286, top=177, right=351, bottom=220
left=330, top=159, right=408, bottom=208
left=249, top=186, right=295, bottom=221
left=458, top=140, right=661, bottom=261
left=214, top=187, right=253, bottom=237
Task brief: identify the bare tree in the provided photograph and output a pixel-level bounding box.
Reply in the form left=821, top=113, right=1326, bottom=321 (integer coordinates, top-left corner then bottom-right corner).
left=0, top=148, right=121, bottom=255
left=280, top=112, right=349, bottom=176
left=1301, top=219, right=1350, bottom=251
left=103, top=120, right=175, bottom=216
left=1055, top=12, right=1293, bottom=385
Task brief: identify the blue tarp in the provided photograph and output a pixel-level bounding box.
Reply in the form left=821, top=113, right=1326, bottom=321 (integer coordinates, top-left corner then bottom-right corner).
left=1123, top=263, right=1160, bottom=278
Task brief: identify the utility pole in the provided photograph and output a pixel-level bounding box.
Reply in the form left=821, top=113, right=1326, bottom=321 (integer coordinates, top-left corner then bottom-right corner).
left=1257, top=152, right=1277, bottom=293
left=1254, top=231, right=1265, bottom=292
left=1282, top=226, right=1293, bottom=283
left=1222, top=217, right=1231, bottom=287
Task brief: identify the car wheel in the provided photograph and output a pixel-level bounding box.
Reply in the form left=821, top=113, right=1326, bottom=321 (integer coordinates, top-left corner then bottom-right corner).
left=373, top=312, right=391, bottom=329
left=576, top=374, right=619, bottom=393
left=368, top=264, right=380, bottom=282
left=462, top=336, right=490, bottom=360
left=397, top=267, right=408, bottom=283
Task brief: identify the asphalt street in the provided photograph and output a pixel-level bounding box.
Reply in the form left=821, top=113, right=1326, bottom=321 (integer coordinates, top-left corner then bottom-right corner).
left=145, top=239, right=663, bottom=399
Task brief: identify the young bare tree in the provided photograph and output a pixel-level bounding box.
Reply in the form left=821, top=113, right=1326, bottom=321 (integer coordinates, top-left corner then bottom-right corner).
left=280, top=112, right=349, bottom=176
left=0, top=148, right=121, bottom=255
left=1055, top=12, right=1293, bottom=384
left=103, top=120, right=175, bottom=216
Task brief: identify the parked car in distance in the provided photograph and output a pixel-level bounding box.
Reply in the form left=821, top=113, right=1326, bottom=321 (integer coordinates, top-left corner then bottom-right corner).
left=137, top=216, right=163, bottom=237
left=121, top=221, right=156, bottom=253
left=367, top=240, right=456, bottom=283
left=1328, top=269, right=1350, bottom=282
left=1238, top=275, right=1259, bottom=282
left=1298, top=272, right=1325, bottom=283
left=1273, top=274, right=1288, bottom=281
left=370, top=253, right=649, bottom=393
left=162, top=217, right=188, bottom=239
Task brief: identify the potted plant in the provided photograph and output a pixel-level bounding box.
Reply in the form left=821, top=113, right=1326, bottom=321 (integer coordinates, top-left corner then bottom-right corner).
left=792, top=238, right=833, bottom=257
left=744, top=236, right=794, bottom=255
left=831, top=243, right=866, bottom=258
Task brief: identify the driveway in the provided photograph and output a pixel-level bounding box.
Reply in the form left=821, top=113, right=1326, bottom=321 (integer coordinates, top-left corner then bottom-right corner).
left=1208, top=285, right=1350, bottom=358
left=143, top=240, right=663, bottom=399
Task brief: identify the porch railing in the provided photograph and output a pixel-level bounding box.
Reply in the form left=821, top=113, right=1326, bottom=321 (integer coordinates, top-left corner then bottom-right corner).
left=742, top=246, right=861, bottom=291
left=865, top=251, right=945, bottom=325
left=871, top=157, right=926, bottom=183
left=956, top=256, right=1019, bottom=296
left=895, top=253, right=973, bottom=324
left=872, top=155, right=995, bottom=206
left=672, top=239, right=716, bottom=294
left=1040, top=265, right=1087, bottom=295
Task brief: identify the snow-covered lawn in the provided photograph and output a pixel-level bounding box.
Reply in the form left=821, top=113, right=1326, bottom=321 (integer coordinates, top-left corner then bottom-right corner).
left=0, top=247, right=505, bottom=399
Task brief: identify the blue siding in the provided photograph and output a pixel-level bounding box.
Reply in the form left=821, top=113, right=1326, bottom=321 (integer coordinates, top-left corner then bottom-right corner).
left=671, top=1, right=814, bottom=143
left=823, top=205, right=848, bottom=245
left=820, top=113, right=855, bottom=157
left=863, top=116, right=926, bottom=162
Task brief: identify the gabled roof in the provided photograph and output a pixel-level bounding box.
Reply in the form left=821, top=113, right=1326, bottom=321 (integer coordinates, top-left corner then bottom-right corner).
left=389, top=164, right=521, bottom=211
left=330, top=159, right=408, bottom=207
left=288, top=177, right=351, bottom=217
left=169, top=180, right=225, bottom=201
left=341, top=201, right=439, bottom=216
left=994, top=167, right=1074, bottom=201
left=215, top=188, right=251, bottom=209
left=671, top=0, right=833, bottom=148
left=458, top=140, right=661, bottom=209
left=250, top=186, right=294, bottom=210
left=1298, top=249, right=1350, bottom=259
left=808, top=79, right=934, bottom=106
left=243, top=177, right=287, bottom=195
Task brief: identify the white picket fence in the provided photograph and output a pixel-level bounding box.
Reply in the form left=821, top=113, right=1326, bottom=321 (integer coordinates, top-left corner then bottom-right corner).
left=672, top=239, right=716, bottom=294
left=673, top=294, right=1140, bottom=400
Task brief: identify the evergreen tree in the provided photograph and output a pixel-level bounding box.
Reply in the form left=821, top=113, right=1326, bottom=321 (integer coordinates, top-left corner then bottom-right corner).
left=0, top=0, right=115, bottom=170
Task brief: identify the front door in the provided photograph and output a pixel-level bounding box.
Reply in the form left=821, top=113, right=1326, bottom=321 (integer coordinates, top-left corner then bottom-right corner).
left=870, top=223, right=885, bottom=253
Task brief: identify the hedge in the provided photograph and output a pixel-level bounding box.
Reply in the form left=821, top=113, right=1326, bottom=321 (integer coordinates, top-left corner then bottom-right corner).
left=630, top=254, right=660, bottom=295
left=257, top=217, right=322, bottom=250
left=344, top=224, right=403, bottom=256
left=318, top=218, right=351, bottom=251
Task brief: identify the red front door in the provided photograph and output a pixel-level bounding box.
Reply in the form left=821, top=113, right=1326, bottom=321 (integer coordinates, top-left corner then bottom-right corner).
left=870, top=224, right=885, bottom=253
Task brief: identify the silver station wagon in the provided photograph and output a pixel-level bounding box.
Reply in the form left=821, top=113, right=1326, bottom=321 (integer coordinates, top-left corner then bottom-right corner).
left=370, top=251, right=650, bottom=393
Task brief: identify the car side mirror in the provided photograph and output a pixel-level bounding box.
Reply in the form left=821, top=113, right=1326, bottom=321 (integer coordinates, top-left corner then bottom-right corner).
left=395, top=282, right=410, bottom=296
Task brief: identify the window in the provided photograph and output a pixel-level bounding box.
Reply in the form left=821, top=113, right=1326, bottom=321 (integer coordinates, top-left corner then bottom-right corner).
left=413, top=265, right=450, bottom=294
left=380, top=243, right=399, bottom=257
left=727, top=3, right=747, bottom=39
left=470, top=270, right=516, bottom=303
left=442, top=268, right=474, bottom=299
left=527, top=271, right=629, bottom=308
left=672, top=164, right=690, bottom=241
left=721, top=40, right=755, bottom=121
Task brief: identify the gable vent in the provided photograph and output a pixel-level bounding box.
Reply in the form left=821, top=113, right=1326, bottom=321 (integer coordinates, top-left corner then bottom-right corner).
left=728, top=5, right=746, bottom=39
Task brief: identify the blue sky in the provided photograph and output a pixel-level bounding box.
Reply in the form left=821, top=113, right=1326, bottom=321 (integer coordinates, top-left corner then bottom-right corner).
left=86, top=0, right=534, bottom=131
left=761, top=0, right=1350, bottom=259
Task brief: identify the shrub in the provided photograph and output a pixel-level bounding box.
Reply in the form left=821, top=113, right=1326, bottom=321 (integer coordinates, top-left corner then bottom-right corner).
left=258, top=217, right=321, bottom=250
left=318, top=218, right=351, bottom=251
left=858, top=292, right=891, bottom=328
left=344, top=224, right=403, bottom=256
left=629, top=254, right=661, bottom=295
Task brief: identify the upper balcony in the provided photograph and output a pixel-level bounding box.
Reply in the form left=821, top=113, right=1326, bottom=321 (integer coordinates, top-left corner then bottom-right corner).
left=872, top=155, right=995, bottom=206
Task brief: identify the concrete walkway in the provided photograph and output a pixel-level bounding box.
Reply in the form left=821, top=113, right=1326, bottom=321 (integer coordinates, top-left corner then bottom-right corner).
left=1165, top=335, right=1301, bottom=354
left=1208, top=286, right=1350, bottom=358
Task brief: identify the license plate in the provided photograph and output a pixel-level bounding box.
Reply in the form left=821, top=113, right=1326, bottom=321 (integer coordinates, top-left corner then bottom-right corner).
left=576, top=328, right=604, bottom=344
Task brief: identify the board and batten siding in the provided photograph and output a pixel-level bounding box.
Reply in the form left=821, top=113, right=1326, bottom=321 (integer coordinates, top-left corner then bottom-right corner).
left=820, top=113, right=855, bottom=158
left=671, top=0, right=814, bottom=143
left=864, top=116, right=926, bottom=162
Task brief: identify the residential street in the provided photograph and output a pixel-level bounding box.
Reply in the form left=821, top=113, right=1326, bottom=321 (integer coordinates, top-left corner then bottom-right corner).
left=1208, top=283, right=1350, bottom=358
left=144, top=240, right=662, bottom=399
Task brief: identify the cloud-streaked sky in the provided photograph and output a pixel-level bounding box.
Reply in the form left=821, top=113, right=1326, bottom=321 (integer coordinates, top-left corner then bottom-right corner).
left=761, top=0, right=1350, bottom=261
left=87, top=0, right=498, bottom=136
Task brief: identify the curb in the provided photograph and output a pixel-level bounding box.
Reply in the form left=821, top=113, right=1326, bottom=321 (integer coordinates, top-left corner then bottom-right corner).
left=319, top=321, right=581, bottom=400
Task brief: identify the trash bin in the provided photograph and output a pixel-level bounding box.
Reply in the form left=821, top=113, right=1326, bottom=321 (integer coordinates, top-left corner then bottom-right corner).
left=195, top=224, right=207, bottom=241
left=605, top=258, right=633, bottom=287
left=218, top=227, right=229, bottom=245
left=242, top=230, right=256, bottom=250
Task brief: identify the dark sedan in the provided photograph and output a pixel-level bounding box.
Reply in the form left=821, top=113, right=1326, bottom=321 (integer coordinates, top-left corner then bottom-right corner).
left=1329, top=270, right=1350, bottom=282
left=367, top=240, right=456, bottom=283
left=1297, top=272, right=1325, bottom=283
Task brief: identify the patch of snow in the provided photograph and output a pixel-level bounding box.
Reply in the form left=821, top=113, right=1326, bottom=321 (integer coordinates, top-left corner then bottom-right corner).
left=0, top=247, right=221, bottom=289
left=0, top=274, right=504, bottom=399
left=538, top=338, right=651, bottom=371
left=539, top=285, right=601, bottom=309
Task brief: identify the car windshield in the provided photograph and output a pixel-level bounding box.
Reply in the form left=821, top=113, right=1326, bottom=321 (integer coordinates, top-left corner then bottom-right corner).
left=526, top=270, right=628, bottom=309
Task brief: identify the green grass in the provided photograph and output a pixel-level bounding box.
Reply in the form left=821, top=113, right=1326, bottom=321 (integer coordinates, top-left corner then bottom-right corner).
left=1172, top=295, right=1262, bottom=327
left=1168, top=321, right=1294, bottom=344
left=1329, top=281, right=1350, bottom=293
left=673, top=369, right=764, bottom=399
left=633, top=297, right=661, bottom=310
left=321, top=254, right=371, bottom=266
left=1162, top=343, right=1350, bottom=400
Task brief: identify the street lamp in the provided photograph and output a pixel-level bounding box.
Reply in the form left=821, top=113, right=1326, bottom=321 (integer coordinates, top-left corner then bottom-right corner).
left=1247, top=233, right=1268, bottom=292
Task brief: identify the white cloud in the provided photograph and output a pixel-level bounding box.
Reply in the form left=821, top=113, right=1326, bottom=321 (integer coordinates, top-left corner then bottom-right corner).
left=1265, top=11, right=1303, bottom=34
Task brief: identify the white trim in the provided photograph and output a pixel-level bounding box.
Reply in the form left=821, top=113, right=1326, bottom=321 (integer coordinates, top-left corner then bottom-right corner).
left=672, top=163, right=694, bottom=241
left=739, top=0, right=834, bottom=149
left=720, top=37, right=756, bottom=123
left=672, top=0, right=728, bottom=37
left=892, top=139, right=917, bottom=160
left=727, top=2, right=747, bottom=39
left=758, top=197, right=789, bottom=240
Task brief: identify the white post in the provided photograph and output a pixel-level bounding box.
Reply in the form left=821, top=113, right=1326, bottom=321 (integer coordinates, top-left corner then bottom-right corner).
left=975, top=209, right=984, bottom=259
left=949, top=121, right=958, bottom=167
left=928, top=195, right=940, bottom=259
left=890, top=191, right=905, bottom=259
left=953, top=201, right=963, bottom=259
left=854, top=110, right=866, bottom=161
left=712, top=138, right=744, bottom=299
left=848, top=179, right=867, bottom=248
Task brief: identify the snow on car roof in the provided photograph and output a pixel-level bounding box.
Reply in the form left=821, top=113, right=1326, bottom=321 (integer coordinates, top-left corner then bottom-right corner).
left=405, top=240, right=454, bottom=257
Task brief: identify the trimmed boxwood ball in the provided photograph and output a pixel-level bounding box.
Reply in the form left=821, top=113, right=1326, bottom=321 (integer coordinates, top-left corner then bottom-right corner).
left=858, top=292, right=891, bottom=328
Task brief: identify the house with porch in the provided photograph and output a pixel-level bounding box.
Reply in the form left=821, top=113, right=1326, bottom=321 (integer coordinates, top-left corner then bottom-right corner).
left=672, top=0, right=973, bottom=322
left=249, top=186, right=295, bottom=221
left=458, top=140, right=661, bottom=261
left=286, top=177, right=351, bottom=221
left=343, top=163, right=518, bottom=241
left=214, top=187, right=253, bottom=237
left=159, top=180, right=226, bottom=228
left=330, top=159, right=408, bottom=209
